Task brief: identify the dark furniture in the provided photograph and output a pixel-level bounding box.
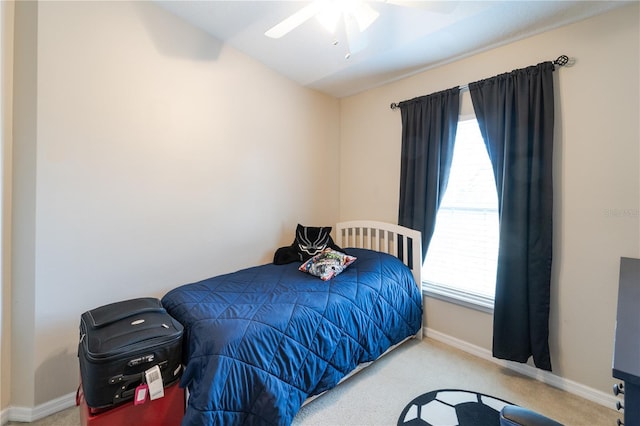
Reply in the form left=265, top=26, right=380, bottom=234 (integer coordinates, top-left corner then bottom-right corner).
left=612, top=257, right=640, bottom=425
left=499, top=405, right=563, bottom=426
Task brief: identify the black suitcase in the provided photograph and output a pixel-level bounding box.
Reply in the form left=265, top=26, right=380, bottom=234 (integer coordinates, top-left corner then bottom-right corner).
left=78, top=297, right=184, bottom=409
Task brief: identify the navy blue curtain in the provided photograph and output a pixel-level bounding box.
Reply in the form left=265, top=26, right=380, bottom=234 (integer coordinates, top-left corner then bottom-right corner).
left=398, top=87, right=460, bottom=259
left=469, top=62, right=555, bottom=371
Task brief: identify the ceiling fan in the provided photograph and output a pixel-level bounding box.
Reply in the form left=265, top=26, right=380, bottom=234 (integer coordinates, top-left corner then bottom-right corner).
left=265, top=0, right=458, bottom=58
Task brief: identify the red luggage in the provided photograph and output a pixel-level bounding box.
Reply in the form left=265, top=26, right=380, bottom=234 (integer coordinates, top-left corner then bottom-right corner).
left=77, top=381, right=185, bottom=426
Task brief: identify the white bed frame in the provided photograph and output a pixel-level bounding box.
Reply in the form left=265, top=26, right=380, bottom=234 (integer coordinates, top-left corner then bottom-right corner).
left=336, top=220, right=422, bottom=290
left=303, top=220, right=424, bottom=406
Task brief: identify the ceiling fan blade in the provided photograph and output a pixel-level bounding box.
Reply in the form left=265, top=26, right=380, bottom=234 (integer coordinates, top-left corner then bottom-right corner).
left=344, top=15, right=368, bottom=56
left=265, top=2, right=322, bottom=39
left=352, top=2, right=380, bottom=32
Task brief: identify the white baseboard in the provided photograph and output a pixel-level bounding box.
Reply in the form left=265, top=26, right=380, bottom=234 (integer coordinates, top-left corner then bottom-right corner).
left=2, top=391, right=76, bottom=424
left=424, top=327, right=619, bottom=411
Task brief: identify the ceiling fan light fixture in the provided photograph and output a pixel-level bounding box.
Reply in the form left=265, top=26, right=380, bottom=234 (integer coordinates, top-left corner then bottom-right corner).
left=265, top=0, right=381, bottom=39
left=316, top=2, right=342, bottom=34
left=316, top=0, right=380, bottom=34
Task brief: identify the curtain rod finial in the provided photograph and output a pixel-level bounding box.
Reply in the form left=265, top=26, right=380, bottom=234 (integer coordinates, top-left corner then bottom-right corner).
left=390, top=102, right=399, bottom=110
left=554, top=55, right=569, bottom=67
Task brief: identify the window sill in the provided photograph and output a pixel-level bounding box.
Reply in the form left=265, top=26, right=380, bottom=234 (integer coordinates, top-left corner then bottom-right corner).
left=422, top=282, right=494, bottom=314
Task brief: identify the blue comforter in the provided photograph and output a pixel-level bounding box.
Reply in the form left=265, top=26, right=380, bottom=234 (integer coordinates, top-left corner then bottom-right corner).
left=161, top=248, right=422, bottom=425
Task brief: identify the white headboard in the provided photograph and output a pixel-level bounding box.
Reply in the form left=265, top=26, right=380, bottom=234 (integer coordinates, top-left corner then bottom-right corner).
left=335, top=220, right=422, bottom=290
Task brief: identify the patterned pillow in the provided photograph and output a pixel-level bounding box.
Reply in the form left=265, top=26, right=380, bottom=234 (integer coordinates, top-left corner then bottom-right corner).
left=299, top=248, right=357, bottom=281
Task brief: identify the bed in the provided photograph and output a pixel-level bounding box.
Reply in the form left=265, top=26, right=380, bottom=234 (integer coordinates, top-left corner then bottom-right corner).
left=161, top=221, right=424, bottom=425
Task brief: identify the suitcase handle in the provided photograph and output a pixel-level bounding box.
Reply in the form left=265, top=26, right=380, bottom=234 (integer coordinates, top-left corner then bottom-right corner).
left=114, top=376, right=181, bottom=406
left=115, top=387, right=137, bottom=404
left=108, top=360, right=168, bottom=385
left=109, top=361, right=169, bottom=404
left=111, top=360, right=169, bottom=405
left=85, top=298, right=165, bottom=328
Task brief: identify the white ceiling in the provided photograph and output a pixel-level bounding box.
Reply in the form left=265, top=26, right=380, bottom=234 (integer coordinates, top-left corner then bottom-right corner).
left=156, top=1, right=630, bottom=98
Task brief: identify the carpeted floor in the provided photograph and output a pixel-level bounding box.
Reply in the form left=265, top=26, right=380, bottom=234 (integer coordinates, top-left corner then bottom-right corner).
left=293, top=338, right=618, bottom=425
left=8, top=338, right=619, bottom=425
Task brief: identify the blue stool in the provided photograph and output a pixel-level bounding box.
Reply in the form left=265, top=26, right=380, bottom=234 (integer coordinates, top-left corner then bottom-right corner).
left=499, top=405, right=563, bottom=426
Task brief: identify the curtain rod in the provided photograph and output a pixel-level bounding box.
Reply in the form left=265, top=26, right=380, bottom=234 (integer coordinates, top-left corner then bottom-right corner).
left=390, top=55, right=570, bottom=110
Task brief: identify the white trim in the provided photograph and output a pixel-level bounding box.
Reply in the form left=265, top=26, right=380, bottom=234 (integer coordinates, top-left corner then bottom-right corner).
left=423, top=283, right=494, bottom=314
left=4, top=391, right=76, bottom=423
left=424, top=328, right=619, bottom=411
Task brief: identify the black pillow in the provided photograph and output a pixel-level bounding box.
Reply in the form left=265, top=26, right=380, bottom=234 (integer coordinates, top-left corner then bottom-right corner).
left=273, top=224, right=342, bottom=265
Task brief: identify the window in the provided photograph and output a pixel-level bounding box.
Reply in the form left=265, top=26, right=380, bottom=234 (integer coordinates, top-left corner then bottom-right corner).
left=422, top=118, right=499, bottom=311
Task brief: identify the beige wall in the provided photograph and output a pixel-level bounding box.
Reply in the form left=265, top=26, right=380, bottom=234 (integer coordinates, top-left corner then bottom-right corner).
left=1, top=0, right=15, bottom=414
left=11, top=0, right=39, bottom=412
left=340, top=3, right=640, bottom=396
left=9, top=0, right=339, bottom=408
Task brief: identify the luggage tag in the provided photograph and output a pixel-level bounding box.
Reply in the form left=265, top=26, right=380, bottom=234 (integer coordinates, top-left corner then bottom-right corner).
left=145, top=365, right=165, bottom=401
left=134, top=375, right=148, bottom=406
